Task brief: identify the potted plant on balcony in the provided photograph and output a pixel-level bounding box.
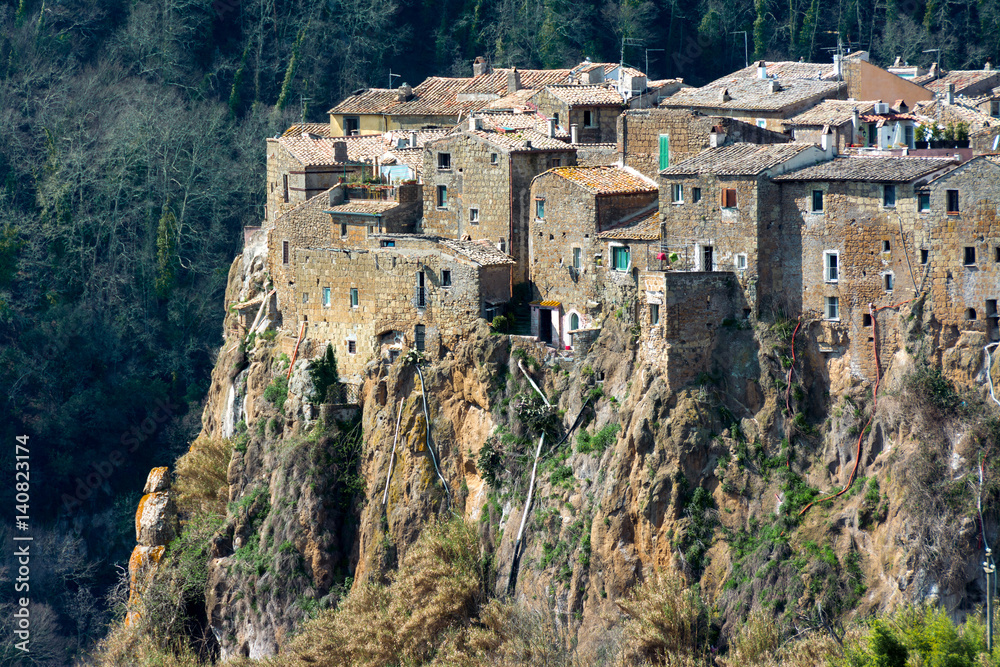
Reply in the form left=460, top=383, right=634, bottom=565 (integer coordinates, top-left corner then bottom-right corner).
left=914, top=123, right=930, bottom=149
left=956, top=121, right=970, bottom=148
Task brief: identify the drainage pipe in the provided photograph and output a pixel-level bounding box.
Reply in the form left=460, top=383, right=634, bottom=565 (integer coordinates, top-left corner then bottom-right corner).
left=382, top=399, right=405, bottom=506
left=414, top=363, right=451, bottom=507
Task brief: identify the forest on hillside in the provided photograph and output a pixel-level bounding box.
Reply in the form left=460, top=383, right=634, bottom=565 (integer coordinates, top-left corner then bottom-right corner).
left=1, top=0, right=1000, bottom=662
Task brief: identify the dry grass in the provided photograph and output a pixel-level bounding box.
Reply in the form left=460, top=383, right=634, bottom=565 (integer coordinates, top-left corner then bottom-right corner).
left=174, top=435, right=233, bottom=515
left=285, top=517, right=488, bottom=667
left=85, top=620, right=203, bottom=667
left=614, top=569, right=712, bottom=666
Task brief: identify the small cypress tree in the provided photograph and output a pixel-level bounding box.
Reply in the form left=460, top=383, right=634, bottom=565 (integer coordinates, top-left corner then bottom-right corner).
left=309, top=343, right=340, bottom=403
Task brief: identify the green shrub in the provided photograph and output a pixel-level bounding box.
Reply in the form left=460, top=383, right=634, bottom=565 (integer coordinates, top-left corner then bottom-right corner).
left=309, top=343, right=341, bottom=403
left=264, top=375, right=289, bottom=412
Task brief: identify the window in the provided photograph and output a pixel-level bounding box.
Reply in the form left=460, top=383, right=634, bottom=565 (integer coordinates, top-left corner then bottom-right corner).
left=965, top=247, right=977, bottom=265
left=996, top=246, right=1000, bottom=263
left=967, top=308, right=978, bottom=320
left=992, top=100, right=999, bottom=117
left=918, top=192, right=930, bottom=212
left=882, top=240, right=891, bottom=253
left=988, top=300, right=998, bottom=317
left=442, top=270, right=452, bottom=287
left=282, top=174, right=289, bottom=202
left=884, top=273, right=894, bottom=291
left=368, top=225, right=375, bottom=236
left=756, top=118, right=767, bottom=128
left=824, top=251, right=839, bottom=282
left=811, top=190, right=824, bottom=213
left=499, top=238, right=506, bottom=253
left=905, top=124, right=914, bottom=148
left=343, top=116, right=360, bottom=135
left=650, top=304, right=660, bottom=325
left=722, top=188, right=738, bottom=208
left=947, top=189, right=959, bottom=214
left=469, top=208, right=479, bottom=224
left=825, top=296, right=839, bottom=320
left=416, top=271, right=426, bottom=308
left=347, top=339, right=357, bottom=354
left=436, top=185, right=447, bottom=208
left=570, top=313, right=580, bottom=330
left=282, top=240, right=289, bottom=265
left=583, top=109, right=594, bottom=127
left=883, top=184, right=896, bottom=208
left=490, top=153, right=498, bottom=165
left=302, top=292, right=308, bottom=304
left=554, top=113, right=560, bottom=128
left=437, top=152, right=451, bottom=170
left=572, top=247, right=582, bottom=269
left=612, top=245, right=630, bottom=271
left=549, top=157, right=562, bottom=168
left=692, top=187, right=702, bottom=203
left=535, top=199, right=545, bottom=219
left=414, top=325, right=425, bottom=352
left=735, top=254, right=747, bottom=270
left=921, top=248, right=929, bottom=264
left=672, top=184, right=683, bottom=203
left=350, top=288, right=359, bottom=307
left=658, top=134, right=670, bottom=170
left=701, top=245, right=714, bottom=271
left=341, top=223, right=348, bottom=237
left=863, top=313, right=872, bottom=327
left=322, top=287, right=331, bottom=307
left=380, top=240, right=395, bottom=247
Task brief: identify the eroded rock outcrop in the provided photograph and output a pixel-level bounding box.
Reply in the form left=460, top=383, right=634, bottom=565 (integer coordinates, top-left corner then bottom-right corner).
left=125, top=467, right=178, bottom=626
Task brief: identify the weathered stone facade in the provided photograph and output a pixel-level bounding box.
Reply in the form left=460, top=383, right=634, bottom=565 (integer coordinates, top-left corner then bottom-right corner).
left=265, top=138, right=370, bottom=224
left=422, top=130, right=577, bottom=283
left=286, top=236, right=512, bottom=381
left=529, top=87, right=623, bottom=143
left=619, top=109, right=791, bottom=178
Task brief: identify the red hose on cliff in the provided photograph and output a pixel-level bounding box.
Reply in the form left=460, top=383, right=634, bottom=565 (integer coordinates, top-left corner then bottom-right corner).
left=797, top=300, right=912, bottom=517
left=786, top=318, right=802, bottom=415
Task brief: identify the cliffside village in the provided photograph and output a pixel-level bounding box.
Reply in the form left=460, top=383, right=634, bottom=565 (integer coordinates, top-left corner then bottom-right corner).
left=244, top=53, right=1000, bottom=393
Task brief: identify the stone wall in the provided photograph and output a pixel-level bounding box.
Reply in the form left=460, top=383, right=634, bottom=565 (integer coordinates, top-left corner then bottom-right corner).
left=640, top=271, right=745, bottom=391
left=289, top=240, right=503, bottom=381
left=423, top=132, right=577, bottom=284
left=265, top=140, right=367, bottom=224
left=619, top=110, right=791, bottom=178
left=569, top=106, right=622, bottom=144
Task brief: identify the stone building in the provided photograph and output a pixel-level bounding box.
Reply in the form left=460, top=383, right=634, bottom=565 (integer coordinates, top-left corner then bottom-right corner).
left=925, top=69, right=1000, bottom=98
left=618, top=108, right=791, bottom=179
left=770, top=155, right=960, bottom=378
left=660, top=64, right=846, bottom=132
left=286, top=235, right=513, bottom=381
left=658, top=142, right=833, bottom=308
left=422, top=125, right=578, bottom=283
left=268, top=183, right=423, bottom=321
left=265, top=133, right=383, bottom=224
left=526, top=166, right=659, bottom=347
left=528, top=85, right=625, bottom=143
left=783, top=100, right=876, bottom=151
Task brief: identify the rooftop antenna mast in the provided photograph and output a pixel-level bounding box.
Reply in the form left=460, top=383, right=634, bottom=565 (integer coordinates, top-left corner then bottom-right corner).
left=820, top=33, right=860, bottom=81
left=922, top=49, right=941, bottom=71
left=299, top=94, right=311, bottom=123
left=620, top=36, right=643, bottom=94
left=731, top=31, right=748, bottom=69
left=388, top=70, right=401, bottom=89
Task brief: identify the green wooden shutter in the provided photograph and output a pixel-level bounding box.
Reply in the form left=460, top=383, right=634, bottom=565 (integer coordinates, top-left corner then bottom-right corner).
left=658, top=134, right=670, bottom=170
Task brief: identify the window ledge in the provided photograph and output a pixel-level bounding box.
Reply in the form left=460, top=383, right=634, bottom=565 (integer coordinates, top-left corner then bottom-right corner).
left=671, top=201, right=684, bottom=206
left=947, top=211, right=961, bottom=216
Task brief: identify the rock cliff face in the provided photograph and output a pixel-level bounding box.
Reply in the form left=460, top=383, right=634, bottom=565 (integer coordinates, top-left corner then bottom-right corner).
left=126, top=467, right=178, bottom=627
left=127, top=246, right=1000, bottom=660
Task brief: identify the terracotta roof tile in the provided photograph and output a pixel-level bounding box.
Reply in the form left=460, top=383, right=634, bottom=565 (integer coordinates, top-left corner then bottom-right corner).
left=275, top=135, right=384, bottom=166
left=282, top=123, right=334, bottom=138
left=926, top=70, right=1000, bottom=95
left=912, top=98, right=998, bottom=133
left=438, top=238, right=516, bottom=265
left=324, top=200, right=400, bottom=214
left=473, top=111, right=569, bottom=137
left=328, top=88, right=401, bottom=114
left=661, top=143, right=819, bottom=176
left=550, top=165, right=657, bottom=194
left=771, top=155, right=956, bottom=182
left=467, top=128, right=572, bottom=151
left=597, top=209, right=660, bottom=240
left=541, top=85, right=625, bottom=106
left=725, top=60, right=837, bottom=81
left=783, top=100, right=877, bottom=126
left=661, top=77, right=844, bottom=113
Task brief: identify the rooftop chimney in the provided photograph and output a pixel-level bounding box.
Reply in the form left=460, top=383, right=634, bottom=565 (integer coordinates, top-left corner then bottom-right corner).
left=329, top=184, right=345, bottom=206
left=709, top=125, right=727, bottom=148
left=333, top=141, right=348, bottom=163
left=507, top=68, right=521, bottom=94
left=756, top=60, right=767, bottom=79
left=397, top=83, right=412, bottom=103
left=987, top=57, right=994, bottom=72
left=946, top=82, right=955, bottom=105
left=719, top=88, right=731, bottom=103
left=469, top=116, right=481, bottom=131
left=547, top=118, right=556, bottom=138
left=821, top=124, right=836, bottom=155
left=768, top=79, right=782, bottom=93
left=893, top=56, right=902, bottom=67
left=473, top=56, right=491, bottom=77
left=852, top=107, right=860, bottom=143
left=524, top=139, right=532, bottom=150
left=833, top=54, right=842, bottom=78
left=929, top=62, right=939, bottom=78
left=409, top=130, right=417, bottom=148
left=570, top=123, right=579, bottom=144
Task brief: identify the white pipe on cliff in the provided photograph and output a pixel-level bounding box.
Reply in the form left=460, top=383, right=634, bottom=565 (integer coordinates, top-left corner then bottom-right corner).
left=382, top=399, right=405, bottom=506
left=986, top=343, right=1000, bottom=409
left=511, top=359, right=552, bottom=564
left=414, top=363, right=451, bottom=507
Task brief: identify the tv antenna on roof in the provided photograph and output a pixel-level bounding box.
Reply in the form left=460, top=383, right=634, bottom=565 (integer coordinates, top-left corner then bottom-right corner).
left=731, top=31, right=748, bottom=69
left=299, top=94, right=311, bottom=123
left=922, top=49, right=941, bottom=70
left=388, top=70, right=401, bottom=89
